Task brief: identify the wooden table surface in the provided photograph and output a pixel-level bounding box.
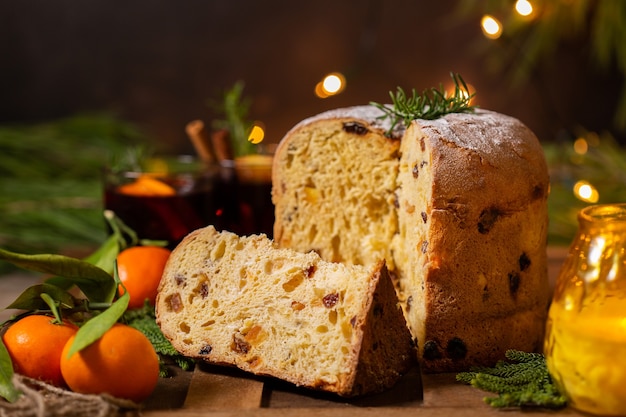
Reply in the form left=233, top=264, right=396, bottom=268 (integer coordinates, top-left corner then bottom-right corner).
left=138, top=361, right=585, bottom=417
left=2, top=247, right=586, bottom=416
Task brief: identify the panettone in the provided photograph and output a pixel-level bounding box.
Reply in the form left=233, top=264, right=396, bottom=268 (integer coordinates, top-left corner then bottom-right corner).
left=271, top=106, right=550, bottom=372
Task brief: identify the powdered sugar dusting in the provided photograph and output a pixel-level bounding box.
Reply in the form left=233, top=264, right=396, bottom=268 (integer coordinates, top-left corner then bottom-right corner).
left=417, top=109, right=543, bottom=162
left=284, top=105, right=405, bottom=139
left=279, top=105, right=542, bottom=160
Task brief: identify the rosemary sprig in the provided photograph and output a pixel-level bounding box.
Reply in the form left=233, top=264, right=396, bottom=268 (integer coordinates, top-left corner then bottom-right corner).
left=371, top=72, right=476, bottom=133
left=209, top=81, right=256, bottom=158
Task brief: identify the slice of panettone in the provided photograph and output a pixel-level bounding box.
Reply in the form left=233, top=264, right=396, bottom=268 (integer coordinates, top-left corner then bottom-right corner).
left=155, top=225, right=416, bottom=397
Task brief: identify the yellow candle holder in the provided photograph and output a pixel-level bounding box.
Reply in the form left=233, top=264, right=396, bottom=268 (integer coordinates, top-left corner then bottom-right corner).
left=544, top=203, right=626, bottom=415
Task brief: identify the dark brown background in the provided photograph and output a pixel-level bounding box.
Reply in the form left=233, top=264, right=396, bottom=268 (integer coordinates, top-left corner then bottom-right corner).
left=1, top=0, right=622, bottom=152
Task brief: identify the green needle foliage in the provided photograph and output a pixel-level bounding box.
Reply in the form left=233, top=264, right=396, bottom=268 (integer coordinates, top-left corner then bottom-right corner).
left=371, top=72, right=476, bottom=134
left=456, top=350, right=567, bottom=409
left=0, top=113, right=145, bottom=272
left=543, top=129, right=626, bottom=246
left=456, top=1, right=626, bottom=131
left=209, top=80, right=256, bottom=158
left=123, top=303, right=195, bottom=377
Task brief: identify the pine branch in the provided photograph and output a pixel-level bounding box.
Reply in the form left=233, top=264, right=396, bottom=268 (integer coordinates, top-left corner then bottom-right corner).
left=456, top=350, right=567, bottom=409
left=123, top=304, right=195, bottom=377
left=0, top=114, right=145, bottom=271
left=455, top=1, right=626, bottom=130
left=544, top=130, right=626, bottom=245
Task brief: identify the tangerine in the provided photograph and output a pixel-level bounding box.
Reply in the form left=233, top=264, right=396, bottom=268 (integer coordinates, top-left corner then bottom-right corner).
left=2, top=314, right=78, bottom=387
left=60, top=323, right=159, bottom=403
left=117, top=246, right=171, bottom=309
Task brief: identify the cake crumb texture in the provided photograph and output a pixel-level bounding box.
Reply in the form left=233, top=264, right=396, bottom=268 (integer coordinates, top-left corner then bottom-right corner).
left=156, top=225, right=416, bottom=396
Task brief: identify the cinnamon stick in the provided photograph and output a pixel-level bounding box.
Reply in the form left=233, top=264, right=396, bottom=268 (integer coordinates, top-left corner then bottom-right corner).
left=185, top=120, right=215, bottom=164
left=211, top=129, right=234, bottom=162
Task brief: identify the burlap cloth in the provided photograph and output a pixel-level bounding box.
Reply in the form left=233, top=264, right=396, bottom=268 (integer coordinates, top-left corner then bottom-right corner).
left=0, top=374, right=140, bottom=417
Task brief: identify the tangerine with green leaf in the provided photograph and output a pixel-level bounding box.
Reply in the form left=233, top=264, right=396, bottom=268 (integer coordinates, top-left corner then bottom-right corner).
left=60, top=323, right=160, bottom=402
left=2, top=314, right=78, bottom=387
left=117, top=246, right=171, bottom=309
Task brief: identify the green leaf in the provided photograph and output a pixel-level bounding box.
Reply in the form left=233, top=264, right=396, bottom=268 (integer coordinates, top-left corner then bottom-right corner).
left=82, top=233, right=121, bottom=275
left=0, top=339, right=21, bottom=402
left=65, top=291, right=129, bottom=358
left=6, top=283, right=76, bottom=311
left=104, top=210, right=138, bottom=248
left=40, top=293, right=64, bottom=324
left=43, top=275, right=75, bottom=291
left=0, top=248, right=116, bottom=303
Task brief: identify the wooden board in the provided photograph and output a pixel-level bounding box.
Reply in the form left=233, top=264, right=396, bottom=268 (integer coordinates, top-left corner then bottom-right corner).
left=141, top=364, right=583, bottom=416
left=139, top=247, right=581, bottom=416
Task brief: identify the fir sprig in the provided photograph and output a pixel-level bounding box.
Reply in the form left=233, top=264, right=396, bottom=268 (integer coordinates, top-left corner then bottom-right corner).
left=456, top=350, right=567, bottom=409
left=123, top=303, right=195, bottom=377
left=371, top=72, right=476, bottom=134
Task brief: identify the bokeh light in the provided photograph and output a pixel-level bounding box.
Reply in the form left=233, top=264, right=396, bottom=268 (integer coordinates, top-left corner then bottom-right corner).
left=574, top=180, right=600, bottom=203
left=247, top=123, right=265, bottom=144
left=315, top=72, right=346, bottom=98
left=481, top=15, right=503, bottom=39
left=515, top=0, right=534, bottom=17
left=573, top=137, right=588, bottom=155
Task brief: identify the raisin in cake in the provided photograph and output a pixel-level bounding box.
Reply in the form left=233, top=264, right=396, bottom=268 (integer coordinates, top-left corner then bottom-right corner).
left=155, top=225, right=415, bottom=396
left=272, top=106, right=550, bottom=372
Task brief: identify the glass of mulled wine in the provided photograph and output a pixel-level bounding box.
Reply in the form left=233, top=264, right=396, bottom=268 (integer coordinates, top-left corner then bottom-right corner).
left=231, top=153, right=274, bottom=238
left=103, top=155, right=226, bottom=247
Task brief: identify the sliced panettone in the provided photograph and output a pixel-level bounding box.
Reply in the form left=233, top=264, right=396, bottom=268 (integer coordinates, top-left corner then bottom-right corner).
left=272, top=106, right=550, bottom=372
left=155, top=225, right=416, bottom=397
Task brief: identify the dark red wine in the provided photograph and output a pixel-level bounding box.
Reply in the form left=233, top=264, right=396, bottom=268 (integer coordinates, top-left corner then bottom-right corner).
left=103, top=160, right=233, bottom=247
left=104, top=187, right=222, bottom=246
left=236, top=181, right=274, bottom=238
left=104, top=157, right=275, bottom=246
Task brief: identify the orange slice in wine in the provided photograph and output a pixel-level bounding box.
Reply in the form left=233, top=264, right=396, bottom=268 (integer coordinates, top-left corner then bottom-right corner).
left=117, top=175, right=176, bottom=196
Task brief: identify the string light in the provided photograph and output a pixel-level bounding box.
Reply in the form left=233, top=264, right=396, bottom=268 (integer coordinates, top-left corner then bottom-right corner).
left=323, top=73, right=343, bottom=94
left=247, top=123, right=265, bottom=144
left=445, top=81, right=476, bottom=105
left=481, top=15, right=503, bottom=39
left=573, top=137, right=588, bottom=155
left=315, top=72, right=346, bottom=98
left=515, top=0, right=533, bottom=17
left=574, top=180, right=600, bottom=203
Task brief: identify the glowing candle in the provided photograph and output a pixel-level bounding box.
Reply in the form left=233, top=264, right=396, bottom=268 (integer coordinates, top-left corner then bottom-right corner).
left=545, top=204, right=626, bottom=415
